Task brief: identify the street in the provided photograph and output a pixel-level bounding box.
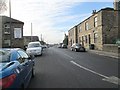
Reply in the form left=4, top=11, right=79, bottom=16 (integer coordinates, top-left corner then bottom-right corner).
left=28, top=46, right=119, bottom=88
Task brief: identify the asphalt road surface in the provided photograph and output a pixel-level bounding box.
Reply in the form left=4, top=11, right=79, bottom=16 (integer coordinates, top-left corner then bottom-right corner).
left=28, top=46, right=119, bottom=88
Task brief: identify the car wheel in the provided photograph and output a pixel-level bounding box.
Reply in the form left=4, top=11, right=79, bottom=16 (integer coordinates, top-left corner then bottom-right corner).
left=19, top=84, right=25, bottom=90
left=32, top=67, right=35, bottom=78
left=83, top=48, right=86, bottom=52
left=81, top=48, right=85, bottom=52
left=75, top=49, right=77, bottom=52
left=40, top=53, right=42, bottom=56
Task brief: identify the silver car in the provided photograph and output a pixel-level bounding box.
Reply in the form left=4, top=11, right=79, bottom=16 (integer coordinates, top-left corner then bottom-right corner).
left=26, top=42, right=42, bottom=56
left=71, top=43, right=86, bottom=52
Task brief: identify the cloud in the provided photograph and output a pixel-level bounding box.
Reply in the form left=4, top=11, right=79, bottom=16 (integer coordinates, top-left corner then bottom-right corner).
left=7, top=0, right=84, bottom=44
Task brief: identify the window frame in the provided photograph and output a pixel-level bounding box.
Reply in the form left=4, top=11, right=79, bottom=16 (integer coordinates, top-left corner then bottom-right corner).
left=85, top=35, right=88, bottom=43
left=85, top=22, right=89, bottom=30
left=94, top=33, right=98, bottom=43
left=94, top=16, right=98, bottom=27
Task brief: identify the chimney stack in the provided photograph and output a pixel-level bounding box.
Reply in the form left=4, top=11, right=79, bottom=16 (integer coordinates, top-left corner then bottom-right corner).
left=92, top=10, right=96, bottom=14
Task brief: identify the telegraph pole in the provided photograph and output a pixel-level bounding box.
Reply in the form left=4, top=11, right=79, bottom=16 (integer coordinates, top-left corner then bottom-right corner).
left=41, top=34, right=42, bottom=41
left=31, top=23, right=33, bottom=41
left=9, top=0, right=12, bottom=48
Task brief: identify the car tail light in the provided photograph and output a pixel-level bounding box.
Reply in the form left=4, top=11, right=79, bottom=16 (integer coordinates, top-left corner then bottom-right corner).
left=0, top=74, right=16, bottom=88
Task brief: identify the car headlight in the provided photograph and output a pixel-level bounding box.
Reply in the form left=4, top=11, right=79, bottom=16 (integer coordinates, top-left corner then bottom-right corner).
left=75, top=46, right=79, bottom=48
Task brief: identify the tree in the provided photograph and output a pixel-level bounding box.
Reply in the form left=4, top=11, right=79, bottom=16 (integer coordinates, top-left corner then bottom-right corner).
left=63, top=34, right=68, bottom=45
left=0, top=0, right=7, bottom=14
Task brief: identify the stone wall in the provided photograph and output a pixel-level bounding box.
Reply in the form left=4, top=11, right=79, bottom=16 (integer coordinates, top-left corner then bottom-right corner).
left=102, top=10, right=118, bottom=44
left=12, top=38, right=24, bottom=49
left=103, top=44, right=118, bottom=53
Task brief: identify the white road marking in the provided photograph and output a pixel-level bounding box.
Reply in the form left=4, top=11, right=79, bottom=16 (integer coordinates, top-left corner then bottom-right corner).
left=64, top=54, right=74, bottom=59
left=70, top=61, right=120, bottom=85
left=102, top=76, right=120, bottom=85
left=98, top=54, right=118, bottom=59
left=70, top=61, right=108, bottom=78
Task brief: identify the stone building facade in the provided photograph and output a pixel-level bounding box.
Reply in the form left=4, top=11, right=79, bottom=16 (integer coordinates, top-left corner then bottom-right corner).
left=68, top=26, right=78, bottom=48
left=23, top=36, right=39, bottom=46
left=68, top=8, right=118, bottom=50
left=0, top=16, right=24, bottom=48
left=113, top=0, right=120, bottom=10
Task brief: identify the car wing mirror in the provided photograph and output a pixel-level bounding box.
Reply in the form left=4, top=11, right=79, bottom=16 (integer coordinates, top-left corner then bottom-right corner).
left=28, top=55, right=35, bottom=60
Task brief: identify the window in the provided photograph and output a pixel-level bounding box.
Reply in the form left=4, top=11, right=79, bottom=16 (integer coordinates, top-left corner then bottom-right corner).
left=82, top=36, right=84, bottom=42
left=18, top=50, right=28, bottom=59
left=81, top=36, right=84, bottom=46
left=94, top=17, right=97, bottom=27
left=94, top=33, right=98, bottom=43
left=4, top=28, right=10, bottom=34
left=4, top=40, right=10, bottom=46
left=4, top=24, right=10, bottom=34
left=28, top=43, right=41, bottom=48
left=79, top=37, right=81, bottom=43
left=118, top=1, right=120, bottom=10
left=88, top=34, right=91, bottom=44
left=85, top=22, right=89, bottom=30
left=79, top=26, right=82, bottom=33
left=17, top=50, right=29, bottom=63
left=16, top=52, right=22, bottom=63
left=14, top=28, right=22, bottom=38
left=85, top=35, right=87, bottom=43
left=4, top=24, right=10, bottom=28
left=0, top=50, right=10, bottom=63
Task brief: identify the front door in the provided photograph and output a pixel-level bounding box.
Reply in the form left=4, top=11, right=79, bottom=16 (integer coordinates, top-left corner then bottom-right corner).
left=88, top=34, right=91, bottom=44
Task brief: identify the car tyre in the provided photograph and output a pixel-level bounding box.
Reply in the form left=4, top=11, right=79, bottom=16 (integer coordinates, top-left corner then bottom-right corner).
left=19, top=84, right=25, bottom=90
left=75, top=49, right=77, bottom=52
left=83, top=48, right=85, bottom=52
left=32, top=67, right=35, bottom=78
left=40, top=53, right=42, bottom=56
left=71, top=48, right=73, bottom=51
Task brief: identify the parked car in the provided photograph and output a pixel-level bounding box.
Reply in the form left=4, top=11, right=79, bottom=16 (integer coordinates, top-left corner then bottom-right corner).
left=61, top=44, right=67, bottom=48
left=57, top=44, right=62, bottom=48
left=26, top=41, right=42, bottom=56
left=0, top=48, right=35, bottom=89
left=71, top=43, right=86, bottom=52
left=41, top=44, right=47, bottom=49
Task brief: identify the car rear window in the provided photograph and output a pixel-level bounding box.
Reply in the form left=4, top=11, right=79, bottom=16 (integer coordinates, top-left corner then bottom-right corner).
left=76, top=43, right=81, bottom=46
left=0, top=50, right=10, bottom=63
left=28, top=43, right=40, bottom=48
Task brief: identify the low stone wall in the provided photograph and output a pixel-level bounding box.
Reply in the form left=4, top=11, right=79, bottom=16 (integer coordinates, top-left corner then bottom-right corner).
left=103, top=44, right=119, bottom=53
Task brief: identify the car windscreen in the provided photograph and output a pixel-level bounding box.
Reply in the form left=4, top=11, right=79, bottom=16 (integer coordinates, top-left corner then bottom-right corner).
left=76, top=44, right=81, bottom=47
left=28, top=43, right=40, bottom=48
left=0, top=50, right=10, bottom=63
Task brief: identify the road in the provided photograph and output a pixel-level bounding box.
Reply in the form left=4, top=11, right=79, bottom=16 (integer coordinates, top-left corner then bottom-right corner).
left=28, top=46, right=119, bottom=88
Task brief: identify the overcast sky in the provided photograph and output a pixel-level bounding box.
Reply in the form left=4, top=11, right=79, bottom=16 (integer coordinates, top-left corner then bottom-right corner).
left=2, top=0, right=113, bottom=44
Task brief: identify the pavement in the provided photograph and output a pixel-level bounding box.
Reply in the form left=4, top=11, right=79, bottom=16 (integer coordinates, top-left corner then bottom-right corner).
left=87, top=49, right=119, bottom=59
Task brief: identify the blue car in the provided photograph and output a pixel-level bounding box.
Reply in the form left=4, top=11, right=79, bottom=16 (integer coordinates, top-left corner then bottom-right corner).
left=0, top=48, right=35, bottom=89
